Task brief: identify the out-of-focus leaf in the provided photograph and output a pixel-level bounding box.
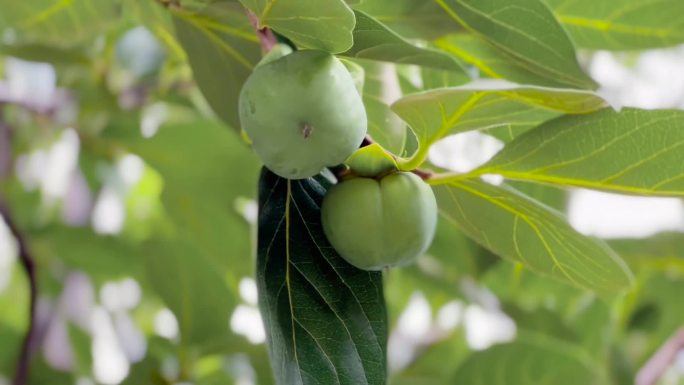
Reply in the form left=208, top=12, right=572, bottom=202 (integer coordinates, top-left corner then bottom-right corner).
left=239, top=0, right=355, bottom=53
left=435, top=34, right=583, bottom=89
left=476, top=109, right=684, bottom=197
left=434, top=180, right=634, bottom=294
left=544, top=0, right=684, bottom=50
left=354, top=60, right=409, bottom=156
left=257, top=169, right=387, bottom=385
left=436, top=0, right=597, bottom=89
left=0, top=0, right=119, bottom=47
left=173, top=3, right=261, bottom=130
left=144, top=239, right=234, bottom=348
left=453, top=333, right=607, bottom=384
left=124, top=120, right=260, bottom=278
left=30, top=226, right=144, bottom=284
left=342, top=11, right=466, bottom=72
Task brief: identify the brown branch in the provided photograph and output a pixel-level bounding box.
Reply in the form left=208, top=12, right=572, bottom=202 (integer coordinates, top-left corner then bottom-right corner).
left=0, top=202, right=38, bottom=385
left=0, top=107, right=38, bottom=385
left=635, top=327, right=684, bottom=385
left=246, top=10, right=277, bottom=52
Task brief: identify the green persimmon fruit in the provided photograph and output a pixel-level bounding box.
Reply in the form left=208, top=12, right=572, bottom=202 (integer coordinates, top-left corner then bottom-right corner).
left=239, top=50, right=367, bottom=179
left=321, top=172, right=437, bottom=270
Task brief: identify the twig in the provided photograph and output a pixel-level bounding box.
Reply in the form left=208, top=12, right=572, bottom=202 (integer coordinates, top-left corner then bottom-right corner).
left=246, top=10, right=277, bottom=52
left=635, top=327, right=684, bottom=385
left=0, top=202, right=38, bottom=385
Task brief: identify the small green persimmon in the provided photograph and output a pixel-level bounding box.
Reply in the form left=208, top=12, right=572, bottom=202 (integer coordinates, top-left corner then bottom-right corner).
left=239, top=50, right=367, bottom=179
left=321, top=172, right=437, bottom=270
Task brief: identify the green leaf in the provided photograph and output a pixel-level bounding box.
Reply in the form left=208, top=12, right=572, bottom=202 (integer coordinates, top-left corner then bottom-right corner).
left=351, top=0, right=458, bottom=39
left=391, top=86, right=606, bottom=170
left=436, top=0, right=597, bottom=89
left=475, top=108, right=684, bottom=196
left=124, top=120, right=260, bottom=278
left=173, top=3, right=262, bottom=130
left=257, top=169, right=387, bottom=385
left=433, top=179, right=634, bottom=294
left=342, top=11, right=466, bottom=72
left=0, top=0, right=119, bottom=46
left=453, top=334, right=606, bottom=384
left=435, top=34, right=582, bottom=89
left=545, top=0, right=684, bottom=50
left=239, top=0, right=355, bottom=53
left=145, top=239, right=234, bottom=348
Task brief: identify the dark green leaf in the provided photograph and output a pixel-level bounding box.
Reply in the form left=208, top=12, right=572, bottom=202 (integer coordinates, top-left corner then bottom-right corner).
left=257, top=169, right=387, bottom=385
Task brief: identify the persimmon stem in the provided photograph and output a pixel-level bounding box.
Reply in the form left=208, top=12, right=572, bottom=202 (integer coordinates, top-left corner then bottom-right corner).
left=246, top=10, right=278, bottom=53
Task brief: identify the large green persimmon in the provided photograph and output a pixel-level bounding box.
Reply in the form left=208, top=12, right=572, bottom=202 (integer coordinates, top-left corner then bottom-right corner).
left=321, top=172, right=438, bottom=270
left=239, top=50, right=367, bottom=179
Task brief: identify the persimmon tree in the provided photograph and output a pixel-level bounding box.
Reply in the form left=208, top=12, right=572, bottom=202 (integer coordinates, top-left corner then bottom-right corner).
left=1, top=0, right=684, bottom=385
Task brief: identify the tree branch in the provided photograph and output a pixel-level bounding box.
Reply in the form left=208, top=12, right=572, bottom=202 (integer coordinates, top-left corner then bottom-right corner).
left=0, top=107, right=38, bottom=385
left=0, top=202, right=38, bottom=385
left=636, top=327, right=684, bottom=385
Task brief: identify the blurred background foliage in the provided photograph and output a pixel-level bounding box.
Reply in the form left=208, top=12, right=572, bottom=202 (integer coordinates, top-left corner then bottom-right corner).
left=0, top=1, right=683, bottom=385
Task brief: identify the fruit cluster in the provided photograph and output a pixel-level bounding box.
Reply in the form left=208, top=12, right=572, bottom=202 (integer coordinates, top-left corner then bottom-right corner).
left=239, top=48, right=437, bottom=270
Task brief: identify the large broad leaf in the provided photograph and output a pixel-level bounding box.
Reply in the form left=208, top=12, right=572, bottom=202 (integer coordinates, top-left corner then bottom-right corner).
left=475, top=108, right=684, bottom=196
left=239, top=0, right=355, bottom=53
left=257, top=169, right=387, bottom=385
left=453, top=334, right=606, bottom=385
left=391, top=85, right=606, bottom=169
left=436, top=0, right=596, bottom=89
left=545, top=0, right=684, bottom=50
left=173, top=3, right=261, bottom=130
left=351, top=0, right=459, bottom=39
left=342, top=11, right=466, bottom=72
left=0, top=0, right=119, bottom=46
left=145, top=239, right=234, bottom=348
left=435, top=34, right=579, bottom=89
left=433, top=179, right=634, bottom=294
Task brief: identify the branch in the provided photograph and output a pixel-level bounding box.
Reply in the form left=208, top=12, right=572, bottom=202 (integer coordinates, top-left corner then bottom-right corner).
left=0, top=202, right=38, bottom=385
left=246, top=10, right=278, bottom=52
left=635, top=327, right=684, bottom=385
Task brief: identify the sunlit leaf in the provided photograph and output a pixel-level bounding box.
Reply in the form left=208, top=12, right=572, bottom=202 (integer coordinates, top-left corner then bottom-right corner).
left=391, top=85, right=606, bottom=169
left=343, top=11, right=466, bottom=72
left=545, top=0, right=684, bottom=50
left=476, top=108, right=684, bottom=196
left=436, top=0, right=597, bottom=89
left=433, top=179, right=634, bottom=294
left=435, top=34, right=580, bottom=89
